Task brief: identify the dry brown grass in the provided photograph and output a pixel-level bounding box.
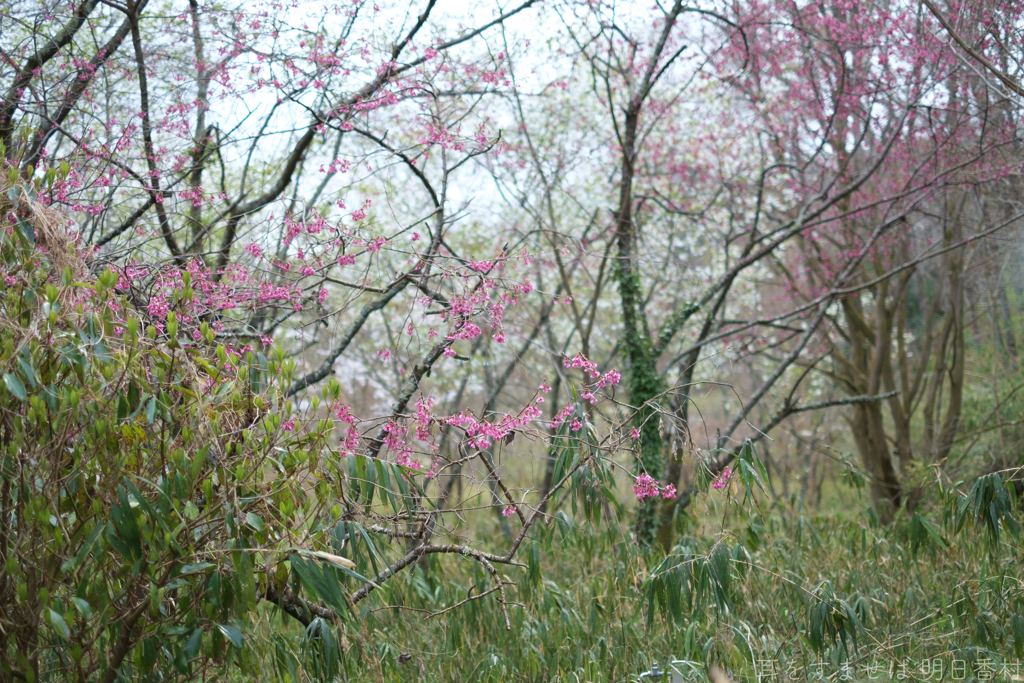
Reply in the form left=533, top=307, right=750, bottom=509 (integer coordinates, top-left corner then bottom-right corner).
left=1, top=180, right=86, bottom=275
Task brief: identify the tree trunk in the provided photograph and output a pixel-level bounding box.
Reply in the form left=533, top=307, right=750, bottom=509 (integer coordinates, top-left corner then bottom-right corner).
left=849, top=401, right=902, bottom=523
left=836, top=290, right=904, bottom=523
left=997, top=284, right=1017, bottom=360
left=613, top=108, right=665, bottom=545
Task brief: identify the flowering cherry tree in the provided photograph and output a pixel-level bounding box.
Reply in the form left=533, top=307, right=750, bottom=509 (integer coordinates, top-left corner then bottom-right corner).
left=0, top=1, right=636, bottom=678
left=482, top=0, right=1024, bottom=544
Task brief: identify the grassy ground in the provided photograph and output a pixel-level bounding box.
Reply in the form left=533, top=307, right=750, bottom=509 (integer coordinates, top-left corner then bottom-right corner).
left=247, top=470, right=1024, bottom=683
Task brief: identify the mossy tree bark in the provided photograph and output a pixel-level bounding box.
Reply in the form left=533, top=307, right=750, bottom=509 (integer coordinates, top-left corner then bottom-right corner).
left=613, top=108, right=665, bottom=545
left=606, top=1, right=686, bottom=545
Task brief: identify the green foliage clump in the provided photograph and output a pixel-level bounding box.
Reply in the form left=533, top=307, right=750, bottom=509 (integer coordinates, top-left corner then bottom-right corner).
left=0, top=187, right=399, bottom=682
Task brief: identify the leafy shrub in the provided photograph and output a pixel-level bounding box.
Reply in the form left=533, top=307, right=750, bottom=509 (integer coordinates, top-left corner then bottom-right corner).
left=0, top=183, right=408, bottom=681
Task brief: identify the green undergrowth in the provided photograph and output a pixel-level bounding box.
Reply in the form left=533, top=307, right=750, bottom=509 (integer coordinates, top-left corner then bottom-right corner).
left=255, top=474, right=1022, bottom=683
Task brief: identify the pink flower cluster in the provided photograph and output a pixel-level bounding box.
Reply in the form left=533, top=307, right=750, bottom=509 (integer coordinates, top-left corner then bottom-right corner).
left=444, top=404, right=544, bottom=450
left=710, top=467, right=732, bottom=490
left=357, top=395, right=549, bottom=471
left=414, top=395, right=434, bottom=441
left=178, top=185, right=206, bottom=207
left=633, top=474, right=676, bottom=500
left=635, top=475, right=658, bottom=499
left=562, top=353, right=621, bottom=390
left=446, top=290, right=488, bottom=318
left=563, top=353, right=598, bottom=374
left=334, top=404, right=361, bottom=457
left=512, top=279, right=534, bottom=295
left=121, top=259, right=302, bottom=339
left=257, top=282, right=301, bottom=306
left=489, top=302, right=505, bottom=341
left=395, top=450, right=421, bottom=469
left=382, top=420, right=405, bottom=451
left=382, top=420, right=421, bottom=470
left=430, top=272, right=526, bottom=347
left=447, top=322, right=482, bottom=340
left=421, top=123, right=463, bottom=151
left=549, top=403, right=576, bottom=429
left=467, top=260, right=494, bottom=272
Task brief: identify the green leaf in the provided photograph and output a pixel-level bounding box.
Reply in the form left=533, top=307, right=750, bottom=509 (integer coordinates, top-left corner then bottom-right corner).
left=249, top=353, right=264, bottom=394
left=123, top=480, right=168, bottom=535
left=217, top=624, right=244, bottom=649
left=232, top=547, right=257, bottom=612
left=351, top=522, right=382, bottom=578
left=105, top=522, right=132, bottom=560
left=171, top=646, right=189, bottom=675
left=190, top=446, right=208, bottom=482
left=116, top=392, right=129, bottom=423
left=70, top=597, right=92, bottom=618
left=184, top=627, right=204, bottom=658
left=393, top=462, right=412, bottom=498
left=45, top=609, right=70, bottom=640
left=109, top=487, right=143, bottom=560
left=909, top=513, right=946, bottom=555
left=290, top=554, right=349, bottom=615
left=15, top=218, right=34, bottom=245
left=3, top=373, right=27, bottom=400
left=245, top=512, right=264, bottom=532
left=1008, top=614, right=1024, bottom=657
left=16, top=356, right=36, bottom=388
left=374, top=460, right=398, bottom=511
left=357, top=455, right=375, bottom=505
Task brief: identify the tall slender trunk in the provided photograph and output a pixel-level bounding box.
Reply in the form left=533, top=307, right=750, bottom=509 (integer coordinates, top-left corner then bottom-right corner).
left=187, top=0, right=212, bottom=256
left=836, top=288, right=904, bottom=522
left=935, top=233, right=966, bottom=462
left=655, top=356, right=697, bottom=552
left=849, top=401, right=902, bottom=523
left=997, top=284, right=1017, bottom=359
left=614, top=109, right=664, bottom=545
